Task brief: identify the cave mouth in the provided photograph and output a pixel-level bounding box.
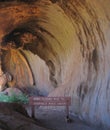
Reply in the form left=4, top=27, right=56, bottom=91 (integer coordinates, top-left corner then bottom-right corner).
left=0, top=0, right=69, bottom=95
left=1, top=28, right=57, bottom=91
left=0, top=0, right=110, bottom=128
left=0, top=3, right=63, bottom=92
left=0, top=24, right=58, bottom=96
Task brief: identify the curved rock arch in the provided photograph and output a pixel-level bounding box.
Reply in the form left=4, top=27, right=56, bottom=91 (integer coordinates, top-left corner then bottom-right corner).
left=0, top=0, right=110, bottom=127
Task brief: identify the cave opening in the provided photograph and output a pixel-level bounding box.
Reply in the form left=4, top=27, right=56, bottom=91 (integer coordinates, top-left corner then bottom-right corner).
left=0, top=0, right=110, bottom=129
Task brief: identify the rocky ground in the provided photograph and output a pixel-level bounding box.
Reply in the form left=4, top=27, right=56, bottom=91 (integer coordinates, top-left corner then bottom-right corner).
left=0, top=103, right=49, bottom=130
left=0, top=103, right=109, bottom=130
left=32, top=107, right=108, bottom=130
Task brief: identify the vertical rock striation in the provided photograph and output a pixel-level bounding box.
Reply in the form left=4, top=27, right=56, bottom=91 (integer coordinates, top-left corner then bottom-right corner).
left=0, top=0, right=110, bottom=127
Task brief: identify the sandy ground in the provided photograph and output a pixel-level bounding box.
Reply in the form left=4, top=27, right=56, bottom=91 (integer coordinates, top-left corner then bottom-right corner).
left=27, top=107, right=107, bottom=130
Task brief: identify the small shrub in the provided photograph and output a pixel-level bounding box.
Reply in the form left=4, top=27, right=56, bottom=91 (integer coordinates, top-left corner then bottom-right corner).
left=0, top=93, right=29, bottom=104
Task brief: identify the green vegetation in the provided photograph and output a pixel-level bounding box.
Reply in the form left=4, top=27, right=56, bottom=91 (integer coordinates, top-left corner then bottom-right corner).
left=0, top=93, right=29, bottom=104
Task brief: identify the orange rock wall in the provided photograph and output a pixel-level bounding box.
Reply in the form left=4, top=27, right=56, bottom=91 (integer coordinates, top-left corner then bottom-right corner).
left=0, top=0, right=110, bottom=127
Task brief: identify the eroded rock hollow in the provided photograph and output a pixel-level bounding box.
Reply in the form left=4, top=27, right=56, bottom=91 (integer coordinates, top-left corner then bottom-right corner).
left=0, top=0, right=110, bottom=128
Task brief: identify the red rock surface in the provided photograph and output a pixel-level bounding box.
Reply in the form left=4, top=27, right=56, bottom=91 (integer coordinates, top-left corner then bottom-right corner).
left=0, top=0, right=110, bottom=128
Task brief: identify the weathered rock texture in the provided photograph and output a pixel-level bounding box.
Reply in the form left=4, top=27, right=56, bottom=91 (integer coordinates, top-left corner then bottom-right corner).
left=0, top=0, right=110, bottom=128
left=0, top=103, right=49, bottom=130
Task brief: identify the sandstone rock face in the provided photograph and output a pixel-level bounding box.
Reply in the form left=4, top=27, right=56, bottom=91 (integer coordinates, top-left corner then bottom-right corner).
left=0, top=0, right=110, bottom=128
